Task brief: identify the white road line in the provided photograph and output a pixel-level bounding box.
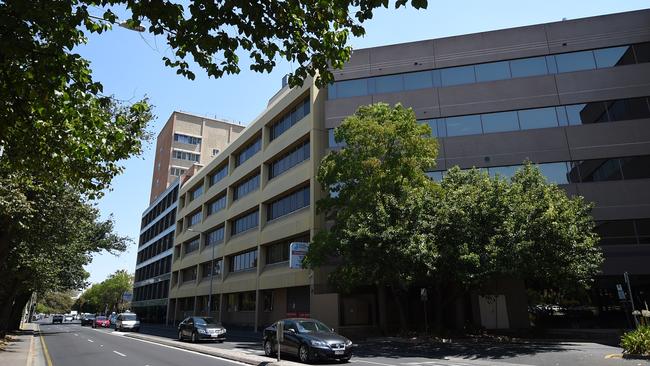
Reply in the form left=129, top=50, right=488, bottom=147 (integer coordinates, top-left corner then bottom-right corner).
left=113, top=351, right=126, bottom=357
left=354, top=360, right=401, bottom=366
left=74, top=334, right=78, bottom=336
left=87, top=339, right=94, bottom=343
left=100, top=345, right=104, bottom=347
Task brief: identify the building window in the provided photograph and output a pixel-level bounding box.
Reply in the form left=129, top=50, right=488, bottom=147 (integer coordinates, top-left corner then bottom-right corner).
left=229, top=250, right=258, bottom=272
left=594, top=218, right=650, bottom=246
left=231, top=210, right=259, bottom=235
left=212, top=149, right=220, bottom=156
left=184, top=238, right=199, bottom=254
left=172, top=149, right=200, bottom=162
left=170, top=167, right=187, bottom=177
left=269, top=140, right=310, bottom=179
left=207, top=194, right=227, bottom=215
left=235, top=136, right=261, bottom=167
left=269, top=96, right=311, bottom=140
left=181, top=266, right=197, bottom=283
left=266, top=242, right=289, bottom=264
left=189, top=185, right=203, bottom=201
left=267, top=186, right=310, bottom=221
left=174, top=133, right=202, bottom=145
left=327, top=129, right=346, bottom=148
left=210, top=165, right=228, bottom=186
left=188, top=211, right=202, bottom=227
left=263, top=290, right=274, bottom=312
left=205, top=226, right=224, bottom=247
left=201, top=259, right=222, bottom=278
left=233, top=173, right=260, bottom=201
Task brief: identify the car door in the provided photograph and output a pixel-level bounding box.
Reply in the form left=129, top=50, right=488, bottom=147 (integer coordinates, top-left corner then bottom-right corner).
left=281, top=320, right=301, bottom=356
left=185, top=318, right=194, bottom=337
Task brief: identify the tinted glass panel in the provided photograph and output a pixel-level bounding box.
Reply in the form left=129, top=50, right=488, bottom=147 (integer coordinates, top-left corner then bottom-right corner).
left=619, top=156, right=650, bottom=180
left=445, top=115, right=482, bottom=136
left=605, top=98, right=650, bottom=121
left=595, top=220, right=637, bottom=245
left=403, top=71, right=433, bottom=90
left=509, top=56, right=548, bottom=78
left=327, top=84, right=337, bottom=99
left=489, top=165, right=519, bottom=179
left=440, top=65, right=475, bottom=86
left=594, top=46, right=635, bottom=68
left=565, top=102, right=608, bottom=125
left=554, top=51, right=596, bottom=73
left=538, top=162, right=569, bottom=184
left=423, top=120, right=438, bottom=137
left=328, top=129, right=345, bottom=148
left=372, top=74, right=403, bottom=94
left=633, top=42, right=650, bottom=63
left=481, top=111, right=519, bottom=133
left=576, top=159, right=622, bottom=182
left=426, top=171, right=443, bottom=181
left=337, top=79, right=368, bottom=98
left=518, top=107, right=558, bottom=130
left=475, top=61, right=510, bottom=82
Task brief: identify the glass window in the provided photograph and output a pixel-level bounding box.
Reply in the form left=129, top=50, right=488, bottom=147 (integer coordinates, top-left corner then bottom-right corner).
left=174, top=134, right=202, bottom=145
left=189, top=211, right=202, bottom=227
left=230, top=250, right=257, bottom=272
left=594, top=46, right=635, bottom=68
left=509, top=56, right=548, bottom=78
left=595, top=220, right=638, bottom=245
left=440, top=65, right=476, bottom=86
left=605, top=98, right=650, bottom=122
left=619, top=156, right=650, bottom=180
left=231, top=210, right=258, bottom=235
left=488, top=165, right=519, bottom=179
left=266, top=242, right=290, bottom=264
left=327, top=84, right=337, bottom=99
left=205, top=226, right=224, bottom=247
left=475, top=61, right=511, bottom=82
left=269, top=140, right=310, bottom=179
left=208, top=194, right=226, bottom=215
left=190, top=185, right=203, bottom=201
left=422, top=119, right=439, bottom=138
left=184, top=238, right=199, bottom=254
left=554, top=51, right=596, bottom=73
left=328, top=129, right=346, bottom=148
left=518, top=107, right=558, bottom=130
left=575, top=158, right=622, bottom=182
left=233, top=173, right=260, bottom=201
left=445, top=115, right=482, bottom=136
left=404, top=70, right=434, bottom=90
left=235, top=137, right=261, bottom=167
left=426, top=171, right=443, bottom=181
left=481, top=111, right=519, bottom=133
left=635, top=219, right=650, bottom=245
left=634, top=42, right=650, bottom=63
left=538, top=162, right=569, bottom=184
left=337, top=79, right=368, bottom=98
left=371, top=74, right=403, bottom=94
left=267, top=186, right=310, bottom=221
left=210, top=165, right=228, bottom=186
left=545, top=55, right=558, bottom=74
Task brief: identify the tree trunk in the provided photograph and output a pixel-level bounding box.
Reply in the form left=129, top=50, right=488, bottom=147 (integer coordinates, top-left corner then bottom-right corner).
left=0, top=278, right=20, bottom=334
left=433, top=282, right=443, bottom=333
left=389, top=285, right=408, bottom=332
left=8, top=292, right=30, bottom=330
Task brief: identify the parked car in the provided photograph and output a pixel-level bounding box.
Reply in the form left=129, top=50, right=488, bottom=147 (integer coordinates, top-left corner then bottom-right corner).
left=93, top=316, right=111, bottom=328
left=177, top=317, right=226, bottom=343
left=115, top=313, right=140, bottom=332
left=263, top=318, right=352, bottom=363
left=64, top=314, right=74, bottom=322
left=52, top=315, right=63, bottom=324
left=81, top=315, right=95, bottom=326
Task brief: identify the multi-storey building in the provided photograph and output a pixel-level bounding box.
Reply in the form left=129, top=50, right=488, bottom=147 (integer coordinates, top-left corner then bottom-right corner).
left=132, top=112, right=244, bottom=323
left=170, top=9, right=650, bottom=331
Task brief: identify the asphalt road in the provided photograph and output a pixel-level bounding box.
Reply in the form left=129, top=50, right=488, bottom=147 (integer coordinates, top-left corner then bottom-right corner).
left=37, top=320, right=249, bottom=366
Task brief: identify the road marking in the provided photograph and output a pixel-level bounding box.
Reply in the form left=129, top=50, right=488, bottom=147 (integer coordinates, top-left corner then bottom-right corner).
left=355, top=360, right=401, bottom=366
left=100, top=345, right=104, bottom=347
left=74, top=334, right=78, bottom=336
left=604, top=354, right=623, bottom=359
left=87, top=339, right=94, bottom=343
left=113, top=351, right=127, bottom=357
left=37, top=325, right=54, bottom=366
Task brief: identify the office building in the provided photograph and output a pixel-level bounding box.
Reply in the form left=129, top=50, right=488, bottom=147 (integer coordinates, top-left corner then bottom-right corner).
left=170, top=9, right=650, bottom=331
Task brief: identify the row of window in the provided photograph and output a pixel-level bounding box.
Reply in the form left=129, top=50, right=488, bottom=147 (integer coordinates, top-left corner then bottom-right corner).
left=269, top=97, right=311, bottom=141
left=172, top=149, right=200, bottom=162
left=594, top=218, right=650, bottom=246
left=133, top=279, right=169, bottom=302
left=210, top=164, right=229, bottom=186
left=231, top=211, right=259, bottom=236
left=235, top=136, right=262, bottom=167
left=141, top=186, right=178, bottom=229
left=267, top=186, right=310, bottom=221
left=140, top=209, right=176, bottom=246
left=189, top=185, right=203, bottom=201
left=206, top=226, right=225, bottom=247
left=266, top=235, right=309, bottom=265
left=327, top=42, right=650, bottom=100
left=174, top=133, right=202, bottom=145
left=188, top=211, right=202, bottom=227
left=181, top=266, right=197, bottom=282
left=226, top=291, right=256, bottom=312
left=207, top=194, right=227, bottom=216
left=184, top=237, right=200, bottom=254
left=137, top=231, right=174, bottom=264
left=233, top=173, right=260, bottom=201
left=427, top=155, right=650, bottom=185
left=230, top=249, right=258, bottom=272
left=269, top=140, right=310, bottom=179
left=134, top=255, right=172, bottom=283
left=170, top=167, right=187, bottom=177
left=201, top=259, right=223, bottom=278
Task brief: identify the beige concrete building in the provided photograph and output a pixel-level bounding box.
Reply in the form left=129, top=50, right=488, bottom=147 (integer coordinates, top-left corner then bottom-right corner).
left=150, top=112, right=246, bottom=203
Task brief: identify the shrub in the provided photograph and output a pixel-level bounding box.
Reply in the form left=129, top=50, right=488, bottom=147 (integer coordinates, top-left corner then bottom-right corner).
left=621, top=326, right=650, bottom=356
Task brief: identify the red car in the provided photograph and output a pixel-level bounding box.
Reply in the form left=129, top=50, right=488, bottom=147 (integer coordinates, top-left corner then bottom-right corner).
left=93, top=316, right=111, bottom=328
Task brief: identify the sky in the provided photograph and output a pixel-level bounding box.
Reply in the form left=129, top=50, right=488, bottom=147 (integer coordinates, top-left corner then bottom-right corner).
left=82, top=0, right=650, bottom=285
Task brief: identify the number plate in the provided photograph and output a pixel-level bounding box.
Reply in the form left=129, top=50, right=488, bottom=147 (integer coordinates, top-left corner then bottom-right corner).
left=211, top=334, right=220, bottom=338
left=334, top=350, right=345, bottom=355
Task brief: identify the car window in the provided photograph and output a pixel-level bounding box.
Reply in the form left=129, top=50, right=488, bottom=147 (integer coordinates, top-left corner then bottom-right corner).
left=282, top=320, right=297, bottom=332
left=122, top=314, right=137, bottom=321
left=96, top=316, right=106, bottom=320
left=296, top=320, right=332, bottom=333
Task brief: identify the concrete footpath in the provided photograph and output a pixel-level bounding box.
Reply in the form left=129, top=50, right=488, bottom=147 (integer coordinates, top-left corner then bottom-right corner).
left=124, top=331, right=302, bottom=366
left=0, top=322, right=47, bottom=366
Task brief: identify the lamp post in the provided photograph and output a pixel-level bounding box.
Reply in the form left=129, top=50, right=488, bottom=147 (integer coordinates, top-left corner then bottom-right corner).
left=187, top=228, right=216, bottom=318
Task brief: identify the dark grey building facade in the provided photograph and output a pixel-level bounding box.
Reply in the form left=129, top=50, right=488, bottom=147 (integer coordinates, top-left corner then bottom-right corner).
left=325, top=9, right=650, bottom=328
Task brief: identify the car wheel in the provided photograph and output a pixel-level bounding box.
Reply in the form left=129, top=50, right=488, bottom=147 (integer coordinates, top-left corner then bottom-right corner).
left=299, top=345, right=311, bottom=363
left=338, top=357, right=351, bottom=363
left=191, top=331, right=198, bottom=343
left=264, top=340, right=274, bottom=357
left=178, top=331, right=183, bottom=341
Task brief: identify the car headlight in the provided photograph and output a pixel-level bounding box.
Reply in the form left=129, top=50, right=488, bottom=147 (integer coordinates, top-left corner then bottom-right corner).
left=197, top=328, right=207, bottom=334
left=310, top=339, right=328, bottom=347
left=345, top=339, right=353, bottom=347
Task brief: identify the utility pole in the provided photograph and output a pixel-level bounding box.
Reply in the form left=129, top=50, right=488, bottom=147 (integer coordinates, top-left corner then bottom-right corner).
left=624, top=272, right=639, bottom=327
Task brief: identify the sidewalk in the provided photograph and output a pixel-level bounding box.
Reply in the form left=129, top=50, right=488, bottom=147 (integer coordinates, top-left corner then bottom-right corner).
left=124, top=331, right=301, bottom=366
left=0, top=322, right=46, bottom=366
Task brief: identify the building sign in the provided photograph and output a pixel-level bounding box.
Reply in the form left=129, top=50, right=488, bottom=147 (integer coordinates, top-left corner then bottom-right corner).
left=122, top=292, right=133, bottom=302
left=289, top=242, right=309, bottom=269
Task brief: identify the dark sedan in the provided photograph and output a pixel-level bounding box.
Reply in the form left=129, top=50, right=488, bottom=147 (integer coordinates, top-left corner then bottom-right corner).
left=177, top=316, right=226, bottom=343
left=81, top=315, right=95, bottom=326
left=263, top=318, right=352, bottom=363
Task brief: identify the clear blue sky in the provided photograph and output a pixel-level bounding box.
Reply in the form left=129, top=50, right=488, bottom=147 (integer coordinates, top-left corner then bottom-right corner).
left=82, top=1, right=649, bottom=285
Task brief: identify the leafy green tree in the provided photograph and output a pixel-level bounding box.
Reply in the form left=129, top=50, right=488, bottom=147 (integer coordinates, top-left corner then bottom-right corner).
left=305, top=103, right=439, bottom=330
left=75, top=271, right=133, bottom=314
left=37, top=292, right=76, bottom=314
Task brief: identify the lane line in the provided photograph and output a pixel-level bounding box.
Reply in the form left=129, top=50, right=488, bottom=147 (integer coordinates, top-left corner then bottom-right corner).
left=113, top=350, right=127, bottom=357
left=87, top=339, right=94, bottom=343
left=37, top=325, right=54, bottom=366
left=354, top=360, right=401, bottom=366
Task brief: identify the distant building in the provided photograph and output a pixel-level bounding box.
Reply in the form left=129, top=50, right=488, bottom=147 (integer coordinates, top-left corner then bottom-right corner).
left=132, top=112, right=244, bottom=323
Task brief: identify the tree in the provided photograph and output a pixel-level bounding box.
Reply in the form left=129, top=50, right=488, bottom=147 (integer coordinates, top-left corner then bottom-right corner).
left=305, top=103, right=439, bottom=330
left=37, top=292, right=76, bottom=314
left=75, top=270, right=133, bottom=314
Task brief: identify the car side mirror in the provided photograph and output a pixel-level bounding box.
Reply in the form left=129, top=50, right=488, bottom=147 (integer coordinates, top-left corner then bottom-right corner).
left=286, top=328, right=296, bottom=333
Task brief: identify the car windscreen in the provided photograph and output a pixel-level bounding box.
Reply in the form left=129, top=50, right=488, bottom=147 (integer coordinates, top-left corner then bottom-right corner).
left=122, top=314, right=137, bottom=321
left=96, top=316, right=107, bottom=320
left=195, top=317, right=219, bottom=326
left=296, top=320, right=331, bottom=333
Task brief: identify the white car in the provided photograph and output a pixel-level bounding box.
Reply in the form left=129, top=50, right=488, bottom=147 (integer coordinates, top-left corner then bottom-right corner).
left=115, top=313, right=140, bottom=332
left=64, top=314, right=74, bottom=322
